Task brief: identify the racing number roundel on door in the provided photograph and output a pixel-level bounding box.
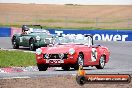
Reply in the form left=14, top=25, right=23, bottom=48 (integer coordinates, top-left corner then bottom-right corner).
left=91, top=48, right=97, bottom=61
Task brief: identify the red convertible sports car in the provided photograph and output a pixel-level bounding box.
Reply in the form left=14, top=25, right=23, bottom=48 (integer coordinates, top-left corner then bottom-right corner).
left=35, top=35, right=110, bottom=71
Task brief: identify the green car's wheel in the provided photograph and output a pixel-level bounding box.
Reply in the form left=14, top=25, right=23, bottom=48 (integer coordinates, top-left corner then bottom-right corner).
left=29, top=39, right=36, bottom=51
left=12, top=37, right=19, bottom=49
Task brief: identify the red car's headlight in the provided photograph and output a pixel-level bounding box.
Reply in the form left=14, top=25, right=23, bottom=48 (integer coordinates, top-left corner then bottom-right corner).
left=36, top=48, right=42, bottom=55
left=69, top=48, right=75, bottom=55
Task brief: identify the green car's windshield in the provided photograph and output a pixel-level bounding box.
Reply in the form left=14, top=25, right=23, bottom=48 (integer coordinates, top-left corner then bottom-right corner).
left=55, top=35, right=93, bottom=46
left=29, top=28, right=50, bottom=34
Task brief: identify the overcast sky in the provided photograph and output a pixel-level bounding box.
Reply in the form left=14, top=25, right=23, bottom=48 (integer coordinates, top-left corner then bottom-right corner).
left=0, top=0, right=132, bottom=5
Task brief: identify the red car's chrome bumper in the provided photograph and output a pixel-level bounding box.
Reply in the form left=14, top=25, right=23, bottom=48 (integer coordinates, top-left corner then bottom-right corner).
left=36, top=53, right=78, bottom=67
left=36, top=56, right=77, bottom=66
left=37, top=58, right=77, bottom=64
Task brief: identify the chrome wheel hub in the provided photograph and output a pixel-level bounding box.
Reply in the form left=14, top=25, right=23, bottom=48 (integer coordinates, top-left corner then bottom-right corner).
left=30, top=44, right=33, bottom=49
left=100, top=57, right=105, bottom=67
left=78, top=56, right=83, bottom=66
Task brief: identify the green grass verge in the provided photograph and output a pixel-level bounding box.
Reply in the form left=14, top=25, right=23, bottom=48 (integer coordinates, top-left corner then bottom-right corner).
left=0, top=50, right=36, bottom=67
left=36, top=19, right=95, bottom=24
left=0, top=23, right=132, bottom=30
left=0, top=16, right=132, bottom=30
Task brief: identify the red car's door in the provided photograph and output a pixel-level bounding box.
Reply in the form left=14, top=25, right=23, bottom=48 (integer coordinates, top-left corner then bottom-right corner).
left=88, top=47, right=99, bottom=65
left=80, top=46, right=91, bottom=66
left=83, top=46, right=99, bottom=66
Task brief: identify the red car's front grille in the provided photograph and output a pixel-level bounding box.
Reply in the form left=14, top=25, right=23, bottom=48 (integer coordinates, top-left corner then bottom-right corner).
left=43, top=54, right=68, bottom=59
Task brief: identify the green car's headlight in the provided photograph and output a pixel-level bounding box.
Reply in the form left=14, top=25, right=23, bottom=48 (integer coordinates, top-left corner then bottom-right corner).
left=69, top=48, right=75, bottom=55
left=36, top=36, right=41, bottom=41
left=36, top=48, right=42, bottom=55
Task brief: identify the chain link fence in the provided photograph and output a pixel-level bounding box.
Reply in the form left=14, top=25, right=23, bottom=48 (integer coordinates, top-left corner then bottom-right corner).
left=0, top=13, right=132, bottom=29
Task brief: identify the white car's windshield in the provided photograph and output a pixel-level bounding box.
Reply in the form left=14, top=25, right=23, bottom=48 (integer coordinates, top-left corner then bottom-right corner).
left=55, top=35, right=92, bottom=46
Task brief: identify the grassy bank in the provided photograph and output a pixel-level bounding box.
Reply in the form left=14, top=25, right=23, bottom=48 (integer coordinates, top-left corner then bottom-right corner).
left=0, top=50, right=36, bottom=67
left=0, top=24, right=132, bottom=30
left=0, top=4, right=132, bottom=30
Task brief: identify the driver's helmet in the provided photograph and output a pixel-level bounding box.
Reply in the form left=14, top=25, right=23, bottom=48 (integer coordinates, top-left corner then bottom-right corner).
left=22, top=25, right=29, bottom=32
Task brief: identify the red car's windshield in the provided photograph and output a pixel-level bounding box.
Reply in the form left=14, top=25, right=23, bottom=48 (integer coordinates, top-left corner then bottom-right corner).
left=55, top=35, right=92, bottom=46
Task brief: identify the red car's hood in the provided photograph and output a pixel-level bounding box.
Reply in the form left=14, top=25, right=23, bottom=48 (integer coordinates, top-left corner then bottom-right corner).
left=41, top=44, right=82, bottom=54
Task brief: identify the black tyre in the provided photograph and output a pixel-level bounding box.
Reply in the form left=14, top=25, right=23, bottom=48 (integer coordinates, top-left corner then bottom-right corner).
left=96, top=56, right=105, bottom=69
left=62, top=66, right=70, bottom=71
left=37, top=64, right=48, bottom=71
left=73, top=64, right=79, bottom=70
left=29, top=39, right=36, bottom=51
left=76, top=76, right=86, bottom=86
left=12, top=37, right=19, bottom=49
left=74, top=54, right=84, bottom=70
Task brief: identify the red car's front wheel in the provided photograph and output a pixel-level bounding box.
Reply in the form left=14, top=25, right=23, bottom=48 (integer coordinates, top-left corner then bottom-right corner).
left=96, top=56, right=105, bottom=69
left=37, top=64, right=48, bottom=71
left=62, top=66, right=70, bottom=71
left=74, top=54, right=84, bottom=70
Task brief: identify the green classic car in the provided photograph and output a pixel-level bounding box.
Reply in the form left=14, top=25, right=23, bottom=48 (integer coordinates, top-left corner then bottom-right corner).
left=11, top=25, right=56, bottom=50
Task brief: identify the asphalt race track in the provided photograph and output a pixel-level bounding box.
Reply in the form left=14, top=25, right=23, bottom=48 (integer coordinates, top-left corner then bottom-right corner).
left=0, top=37, right=132, bottom=78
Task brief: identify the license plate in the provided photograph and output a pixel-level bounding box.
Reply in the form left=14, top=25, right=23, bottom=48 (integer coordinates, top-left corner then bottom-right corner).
left=46, top=59, right=64, bottom=64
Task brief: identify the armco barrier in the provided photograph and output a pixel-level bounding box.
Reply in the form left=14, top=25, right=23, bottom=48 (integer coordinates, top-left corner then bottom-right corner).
left=0, top=27, right=11, bottom=37
left=48, top=29, right=132, bottom=41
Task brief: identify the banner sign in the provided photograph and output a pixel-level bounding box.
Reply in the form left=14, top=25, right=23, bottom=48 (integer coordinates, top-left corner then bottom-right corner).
left=0, top=27, right=132, bottom=41
left=0, top=27, right=11, bottom=37
left=48, top=29, right=132, bottom=41
left=76, top=74, right=131, bottom=85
